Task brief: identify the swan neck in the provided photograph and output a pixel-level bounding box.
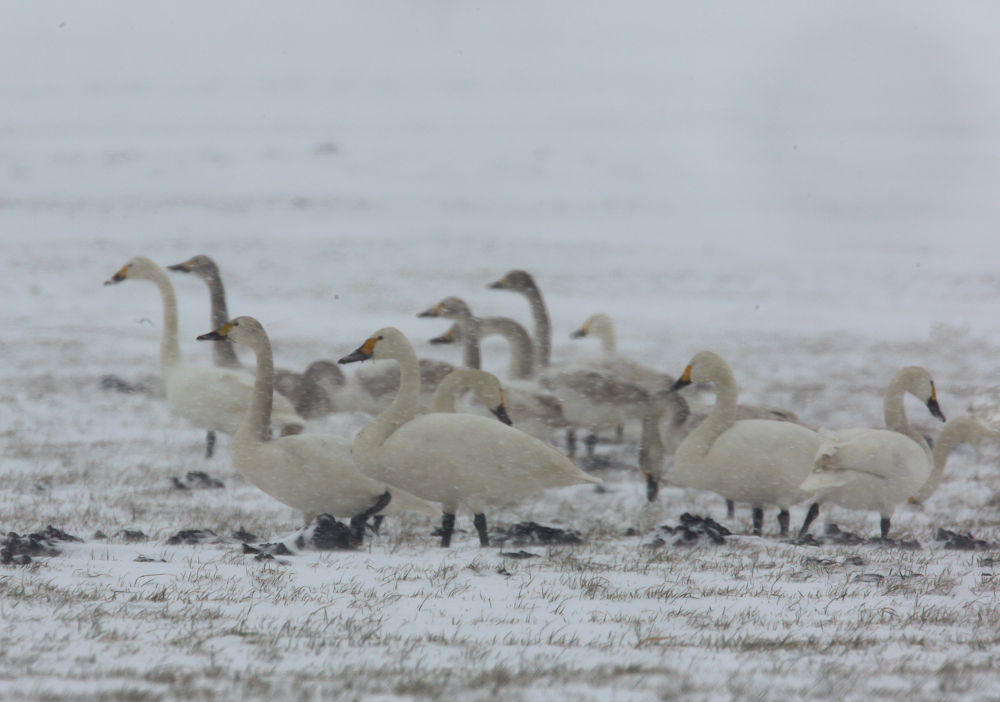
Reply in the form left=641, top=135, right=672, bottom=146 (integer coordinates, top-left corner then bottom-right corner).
left=480, top=317, right=534, bottom=379
left=884, top=387, right=932, bottom=457
left=676, top=368, right=738, bottom=464
left=241, top=333, right=275, bottom=444
left=430, top=370, right=468, bottom=413
left=597, top=326, right=616, bottom=356
left=205, top=270, right=241, bottom=369
left=150, top=266, right=184, bottom=374
left=456, top=315, right=481, bottom=370
left=353, top=343, right=421, bottom=459
left=525, top=287, right=551, bottom=369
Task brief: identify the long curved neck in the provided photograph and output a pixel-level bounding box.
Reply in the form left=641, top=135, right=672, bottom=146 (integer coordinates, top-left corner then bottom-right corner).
left=884, top=380, right=932, bottom=457
left=203, top=270, right=241, bottom=369
left=522, top=285, right=551, bottom=369
left=453, top=313, right=481, bottom=370
left=430, top=369, right=476, bottom=413
left=353, top=343, right=421, bottom=459
left=149, top=266, right=184, bottom=375
left=242, top=334, right=275, bottom=444
left=479, top=317, right=534, bottom=379
left=916, top=416, right=978, bottom=502
left=675, top=364, right=738, bottom=465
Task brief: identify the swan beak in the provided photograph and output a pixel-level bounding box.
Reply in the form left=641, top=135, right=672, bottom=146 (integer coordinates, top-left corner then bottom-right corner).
left=167, top=260, right=193, bottom=273
left=926, top=397, right=945, bottom=422
left=197, top=321, right=234, bottom=342
left=339, top=337, right=378, bottom=364
left=416, top=303, right=444, bottom=318
left=571, top=326, right=588, bottom=339
left=491, top=404, right=513, bottom=426
left=429, top=325, right=458, bottom=345
left=103, top=264, right=129, bottom=286
left=669, top=365, right=693, bottom=392
left=487, top=276, right=507, bottom=289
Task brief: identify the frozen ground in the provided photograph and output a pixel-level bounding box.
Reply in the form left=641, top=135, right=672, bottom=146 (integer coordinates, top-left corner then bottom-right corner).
left=3, top=2, right=1000, bottom=700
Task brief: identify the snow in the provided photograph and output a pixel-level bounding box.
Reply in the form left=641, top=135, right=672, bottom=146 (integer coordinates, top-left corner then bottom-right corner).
left=3, top=2, right=1000, bottom=700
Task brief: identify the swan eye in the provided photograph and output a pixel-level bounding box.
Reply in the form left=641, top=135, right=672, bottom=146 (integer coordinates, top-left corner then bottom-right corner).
left=378, top=336, right=383, bottom=340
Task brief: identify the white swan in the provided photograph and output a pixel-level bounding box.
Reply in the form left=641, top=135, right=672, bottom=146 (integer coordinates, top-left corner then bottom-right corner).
left=339, top=327, right=601, bottom=547
left=797, top=366, right=946, bottom=538
left=418, top=298, right=569, bottom=440
left=671, top=351, right=824, bottom=536
left=911, top=413, right=997, bottom=503
left=104, top=256, right=305, bottom=457
left=197, top=317, right=441, bottom=540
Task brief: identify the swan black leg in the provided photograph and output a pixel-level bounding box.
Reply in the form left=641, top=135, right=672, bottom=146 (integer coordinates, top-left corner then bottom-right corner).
left=616, top=425, right=624, bottom=443
left=350, top=490, right=392, bottom=544
left=371, top=515, right=384, bottom=534
left=585, top=433, right=598, bottom=458
left=726, top=500, right=735, bottom=519
left=752, top=507, right=764, bottom=536
left=439, top=513, right=456, bottom=548
left=880, top=517, right=891, bottom=539
left=205, top=431, right=216, bottom=459
left=646, top=475, right=659, bottom=503
left=799, top=502, right=820, bottom=538
left=474, top=513, right=490, bottom=547
left=777, top=509, right=790, bottom=537
left=567, top=430, right=577, bottom=457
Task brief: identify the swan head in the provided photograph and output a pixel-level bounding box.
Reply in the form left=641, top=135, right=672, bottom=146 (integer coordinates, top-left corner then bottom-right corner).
left=417, top=296, right=473, bottom=321
left=488, top=270, right=537, bottom=292
left=429, top=323, right=461, bottom=345
left=339, top=327, right=412, bottom=365
left=196, top=316, right=266, bottom=347
left=894, top=366, right=946, bottom=422
left=571, top=313, right=613, bottom=340
left=103, top=255, right=161, bottom=286
left=167, top=254, right=220, bottom=280
left=670, top=350, right=731, bottom=391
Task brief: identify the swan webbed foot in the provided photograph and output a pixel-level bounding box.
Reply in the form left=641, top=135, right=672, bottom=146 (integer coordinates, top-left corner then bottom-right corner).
left=880, top=516, right=891, bottom=539
left=584, top=433, right=598, bottom=458
left=474, top=513, right=490, bottom=547
left=777, top=509, right=790, bottom=537
left=645, top=475, right=659, bottom=503
left=205, top=431, right=216, bottom=459
left=726, top=499, right=735, bottom=519
left=439, top=513, right=456, bottom=548
left=799, top=502, right=820, bottom=538
left=751, top=507, right=764, bottom=536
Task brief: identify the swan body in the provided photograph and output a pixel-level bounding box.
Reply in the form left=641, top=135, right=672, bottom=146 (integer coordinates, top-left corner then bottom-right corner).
left=671, top=351, right=823, bottom=536
left=798, top=366, right=946, bottom=538
left=272, top=361, right=347, bottom=420
left=339, top=327, right=601, bottom=547
left=105, top=257, right=304, bottom=456
left=198, top=317, right=441, bottom=538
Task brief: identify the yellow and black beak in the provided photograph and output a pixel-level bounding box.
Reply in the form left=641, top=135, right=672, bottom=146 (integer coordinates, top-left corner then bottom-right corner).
left=487, top=275, right=508, bottom=290
left=429, top=324, right=459, bottom=345
left=167, top=259, right=194, bottom=273
left=926, top=384, right=945, bottom=422
left=669, top=365, right=693, bottom=392
left=197, top=321, right=234, bottom=342
left=491, top=404, right=513, bottom=426
left=416, top=302, right=444, bottom=319
left=339, top=337, right=378, bottom=364
left=103, top=264, right=129, bottom=286
left=570, top=323, right=589, bottom=339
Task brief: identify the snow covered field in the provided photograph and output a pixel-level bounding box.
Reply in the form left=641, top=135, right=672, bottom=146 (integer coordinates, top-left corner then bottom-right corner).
left=3, top=2, right=1000, bottom=700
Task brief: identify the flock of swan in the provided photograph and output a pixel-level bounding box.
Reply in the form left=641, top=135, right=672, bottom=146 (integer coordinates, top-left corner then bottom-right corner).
left=104, top=254, right=998, bottom=548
